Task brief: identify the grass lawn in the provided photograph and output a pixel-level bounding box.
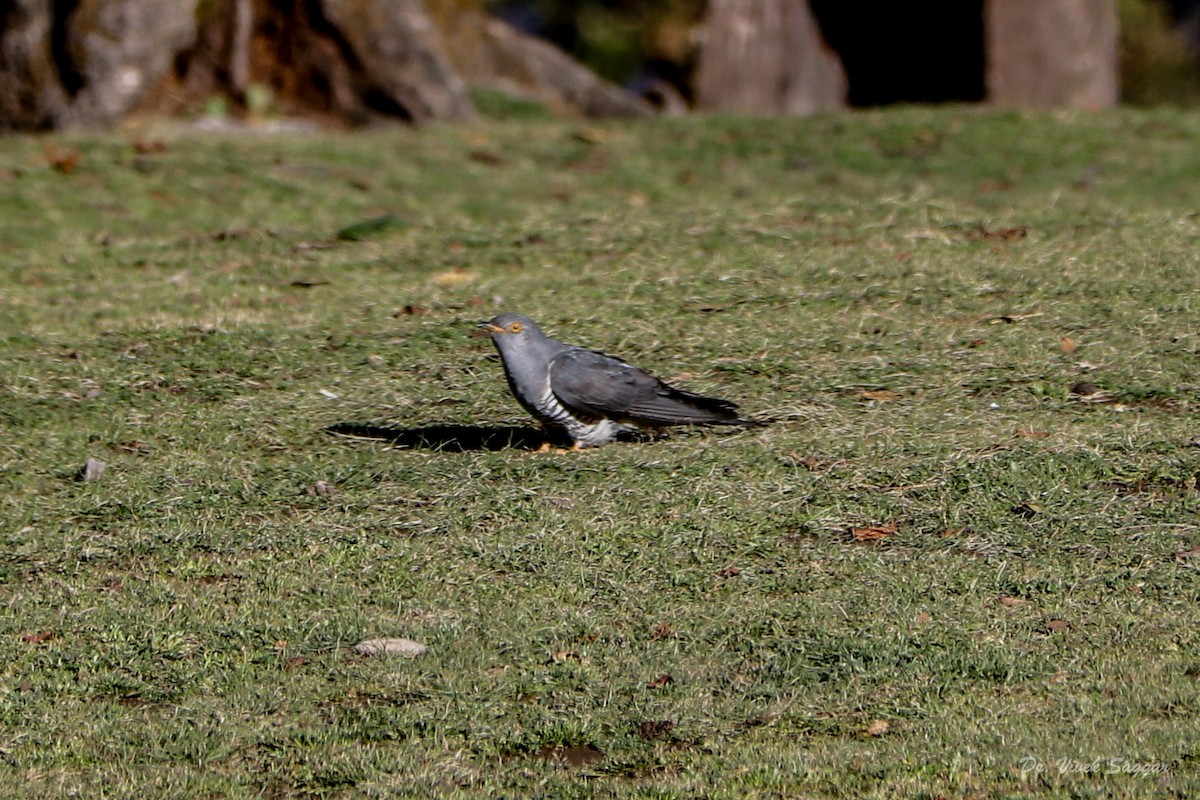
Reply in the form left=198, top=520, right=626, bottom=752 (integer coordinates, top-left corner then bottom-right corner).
left=1, top=105, right=1199, bottom=798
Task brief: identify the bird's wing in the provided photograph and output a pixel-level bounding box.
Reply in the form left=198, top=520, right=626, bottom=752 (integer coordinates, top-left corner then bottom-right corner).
left=549, top=348, right=741, bottom=425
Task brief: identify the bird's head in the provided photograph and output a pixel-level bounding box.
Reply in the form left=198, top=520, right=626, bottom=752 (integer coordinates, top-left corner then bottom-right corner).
left=480, top=313, right=555, bottom=360
left=481, top=313, right=542, bottom=342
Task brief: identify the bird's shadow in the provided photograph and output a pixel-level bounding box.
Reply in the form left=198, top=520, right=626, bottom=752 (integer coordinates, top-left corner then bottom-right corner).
left=324, top=422, right=658, bottom=452
left=324, top=422, right=546, bottom=452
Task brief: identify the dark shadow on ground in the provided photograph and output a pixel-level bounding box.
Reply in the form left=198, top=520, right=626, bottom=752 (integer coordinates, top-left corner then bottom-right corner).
left=325, top=422, right=545, bottom=452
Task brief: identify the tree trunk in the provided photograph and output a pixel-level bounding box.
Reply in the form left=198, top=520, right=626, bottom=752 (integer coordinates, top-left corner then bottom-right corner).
left=0, top=0, right=656, bottom=130
left=438, top=7, right=653, bottom=119
left=986, top=0, right=1118, bottom=109
left=694, top=0, right=847, bottom=115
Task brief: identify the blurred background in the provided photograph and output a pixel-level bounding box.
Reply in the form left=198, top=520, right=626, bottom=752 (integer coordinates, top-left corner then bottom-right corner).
left=488, top=0, right=1200, bottom=107
left=2, top=0, right=1200, bottom=131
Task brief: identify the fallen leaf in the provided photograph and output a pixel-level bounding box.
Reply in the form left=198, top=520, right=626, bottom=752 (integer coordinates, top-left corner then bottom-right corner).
left=977, top=179, right=1015, bottom=192
left=939, top=528, right=963, bottom=538
left=461, top=130, right=490, bottom=147
left=915, top=611, right=932, bottom=624
left=999, top=595, right=1025, bottom=607
left=859, top=389, right=900, bottom=402
left=717, top=566, right=742, bottom=578
left=850, top=523, right=897, bottom=542
left=864, top=719, right=890, bottom=737
left=533, top=743, right=604, bottom=766
left=737, top=715, right=776, bottom=730
left=293, top=241, right=334, bottom=252
left=468, top=149, right=505, bottom=166
left=1042, top=619, right=1072, bottom=634
left=212, top=227, right=252, bottom=241
left=649, top=623, right=675, bottom=640
left=432, top=268, right=477, bottom=287
left=989, top=311, right=1043, bottom=324
left=552, top=650, right=581, bottom=663
left=571, top=128, right=608, bottom=144
left=353, top=637, right=428, bottom=657
left=285, top=656, right=309, bottom=669
left=646, top=674, right=675, bottom=689
left=1174, top=545, right=1200, bottom=563
left=394, top=304, right=430, bottom=316
left=133, top=139, right=168, bottom=154
left=1060, top=336, right=1078, bottom=354
left=634, top=720, right=675, bottom=740
left=787, top=454, right=823, bottom=470
left=969, top=224, right=1027, bottom=241
left=336, top=214, right=406, bottom=241
left=22, top=631, right=56, bottom=644
left=46, top=143, right=82, bottom=174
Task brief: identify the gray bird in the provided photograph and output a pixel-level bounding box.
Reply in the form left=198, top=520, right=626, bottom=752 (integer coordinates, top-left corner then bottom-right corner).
left=482, top=313, right=748, bottom=448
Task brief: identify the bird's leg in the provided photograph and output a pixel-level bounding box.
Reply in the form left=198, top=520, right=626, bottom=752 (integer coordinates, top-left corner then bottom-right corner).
left=534, top=440, right=585, bottom=454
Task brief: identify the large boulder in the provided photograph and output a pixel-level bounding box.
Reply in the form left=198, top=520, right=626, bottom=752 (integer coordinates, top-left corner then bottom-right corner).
left=439, top=7, right=653, bottom=118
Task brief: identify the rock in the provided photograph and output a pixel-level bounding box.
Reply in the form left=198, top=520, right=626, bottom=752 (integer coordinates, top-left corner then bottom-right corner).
left=307, top=480, right=336, bottom=496
left=440, top=9, right=654, bottom=119
left=353, top=637, right=428, bottom=657
left=79, top=458, right=106, bottom=482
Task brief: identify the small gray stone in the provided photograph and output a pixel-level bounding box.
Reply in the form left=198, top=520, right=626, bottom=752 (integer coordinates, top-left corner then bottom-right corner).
left=353, top=637, right=428, bottom=658
left=307, top=480, right=336, bottom=496
left=79, top=458, right=107, bottom=482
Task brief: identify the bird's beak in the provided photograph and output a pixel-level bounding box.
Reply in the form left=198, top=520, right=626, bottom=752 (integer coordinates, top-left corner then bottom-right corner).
left=472, top=321, right=505, bottom=339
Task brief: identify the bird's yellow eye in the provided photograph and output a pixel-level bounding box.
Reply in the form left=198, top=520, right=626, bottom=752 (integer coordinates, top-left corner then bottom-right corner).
left=508, top=321, right=523, bottom=333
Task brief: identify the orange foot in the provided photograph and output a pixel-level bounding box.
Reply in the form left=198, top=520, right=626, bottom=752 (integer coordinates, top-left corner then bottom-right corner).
left=536, top=441, right=586, bottom=453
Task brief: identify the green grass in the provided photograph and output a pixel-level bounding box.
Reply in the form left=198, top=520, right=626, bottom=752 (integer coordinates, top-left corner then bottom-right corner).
left=2, top=107, right=1199, bottom=798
